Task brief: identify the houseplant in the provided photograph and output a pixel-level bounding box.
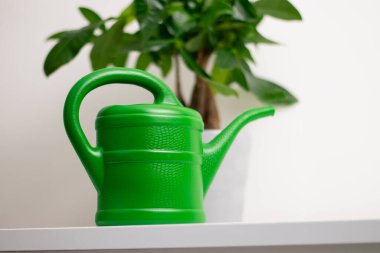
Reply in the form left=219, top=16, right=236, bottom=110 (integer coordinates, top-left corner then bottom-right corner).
left=44, top=0, right=301, bottom=129
left=44, top=0, right=301, bottom=221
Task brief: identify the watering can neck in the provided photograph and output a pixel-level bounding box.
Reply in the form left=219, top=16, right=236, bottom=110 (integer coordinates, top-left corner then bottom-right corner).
left=201, top=106, right=275, bottom=194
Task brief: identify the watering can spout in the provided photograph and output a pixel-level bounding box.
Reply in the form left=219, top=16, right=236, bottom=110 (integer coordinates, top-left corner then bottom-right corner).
left=201, top=106, right=275, bottom=194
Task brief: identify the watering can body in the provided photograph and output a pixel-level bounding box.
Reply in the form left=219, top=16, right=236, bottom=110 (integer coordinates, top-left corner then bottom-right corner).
left=64, top=68, right=274, bottom=226
left=96, top=104, right=205, bottom=225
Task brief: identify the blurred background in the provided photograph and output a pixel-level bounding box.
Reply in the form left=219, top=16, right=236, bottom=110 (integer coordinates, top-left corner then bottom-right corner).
left=0, top=0, right=379, bottom=228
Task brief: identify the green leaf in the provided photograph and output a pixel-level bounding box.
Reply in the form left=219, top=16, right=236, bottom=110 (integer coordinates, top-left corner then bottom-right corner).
left=136, top=53, right=152, bottom=70
left=240, top=61, right=297, bottom=104
left=135, top=0, right=163, bottom=39
left=237, top=44, right=255, bottom=62
left=207, top=79, right=238, bottom=96
left=232, top=68, right=249, bottom=91
left=185, top=0, right=202, bottom=13
left=254, top=0, right=302, bottom=20
left=44, top=25, right=95, bottom=76
left=122, top=33, right=143, bottom=51
left=90, top=19, right=125, bottom=70
left=166, top=2, right=197, bottom=35
left=142, top=39, right=174, bottom=52
left=79, top=7, right=106, bottom=32
left=251, top=76, right=298, bottom=104
left=208, top=29, right=218, bottom=47
left=185, top=32, right=207, bottom=52
left=245, top=29, right=278, bottom=45
left=112, top=52, right=128, bottom=67
left=47, top=31, right=67, bottom=40
left=119, top=3, right=136, bottom=25
left=202, top=1, right=232, bottom=26
left=179, top=48, right=237, bottom=96
left=154, top=52, right=172, bottom=77
left=233, top=0, right=258, bottom=22
left=211, top=63, right=232, bottom=84
left=215, top=48, right=236, bottom=69
left=178, top=48, right=209, bottom=78
left=122, top=34, right=172, bottom=53
left=216, top=21, right=249, bottom=31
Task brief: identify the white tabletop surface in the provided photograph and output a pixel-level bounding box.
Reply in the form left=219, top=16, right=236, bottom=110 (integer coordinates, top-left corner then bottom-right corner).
left=1, top=220, right=380, bottom=251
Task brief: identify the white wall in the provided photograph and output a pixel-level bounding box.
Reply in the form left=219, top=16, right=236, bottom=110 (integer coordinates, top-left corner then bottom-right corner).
left=243, top=0, right=380, bottom=222
left=0, top=0, right=379, bottom=228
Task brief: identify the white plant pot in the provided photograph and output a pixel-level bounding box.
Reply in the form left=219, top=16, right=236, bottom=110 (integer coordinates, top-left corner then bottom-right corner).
left=202, top=128, right=253, bottom=222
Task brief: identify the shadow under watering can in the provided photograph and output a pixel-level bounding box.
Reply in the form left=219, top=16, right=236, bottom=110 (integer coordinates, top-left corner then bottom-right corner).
left=64, top=68, right=275, bottom=226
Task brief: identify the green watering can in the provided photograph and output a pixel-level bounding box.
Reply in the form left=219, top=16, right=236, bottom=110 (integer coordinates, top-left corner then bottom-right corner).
left=64, top=68, right=275, bottom=226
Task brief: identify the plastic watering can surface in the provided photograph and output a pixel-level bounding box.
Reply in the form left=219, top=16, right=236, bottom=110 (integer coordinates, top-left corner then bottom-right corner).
left=64, top=68, right=275, bottom=226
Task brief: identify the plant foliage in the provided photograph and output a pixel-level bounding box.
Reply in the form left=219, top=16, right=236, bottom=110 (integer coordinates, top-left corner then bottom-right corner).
left=45, top=0, right=301, bottom=105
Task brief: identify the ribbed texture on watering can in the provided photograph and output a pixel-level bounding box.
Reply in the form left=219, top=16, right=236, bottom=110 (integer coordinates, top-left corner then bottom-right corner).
left=95, top=105, right=204, bottom=153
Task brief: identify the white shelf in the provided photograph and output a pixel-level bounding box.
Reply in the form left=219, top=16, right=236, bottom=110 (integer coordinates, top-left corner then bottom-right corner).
left=0, top=220, right=380, bottom=251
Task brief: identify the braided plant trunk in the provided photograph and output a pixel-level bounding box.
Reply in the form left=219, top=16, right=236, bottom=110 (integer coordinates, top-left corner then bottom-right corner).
left=174, top=50, right=220, bottom=129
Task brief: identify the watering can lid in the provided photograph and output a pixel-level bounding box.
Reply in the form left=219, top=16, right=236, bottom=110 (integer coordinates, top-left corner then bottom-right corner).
left=97, top=104, right=202, bottom=120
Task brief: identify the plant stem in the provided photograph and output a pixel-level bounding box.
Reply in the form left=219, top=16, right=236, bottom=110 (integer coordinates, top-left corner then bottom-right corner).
left=174, top=54, right=186, bottom=105
left=190, top=49, right=221, bottom=129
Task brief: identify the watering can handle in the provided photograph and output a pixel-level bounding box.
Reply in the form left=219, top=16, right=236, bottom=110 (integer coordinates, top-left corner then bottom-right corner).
left=63, top=68, right=181, bottom=191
